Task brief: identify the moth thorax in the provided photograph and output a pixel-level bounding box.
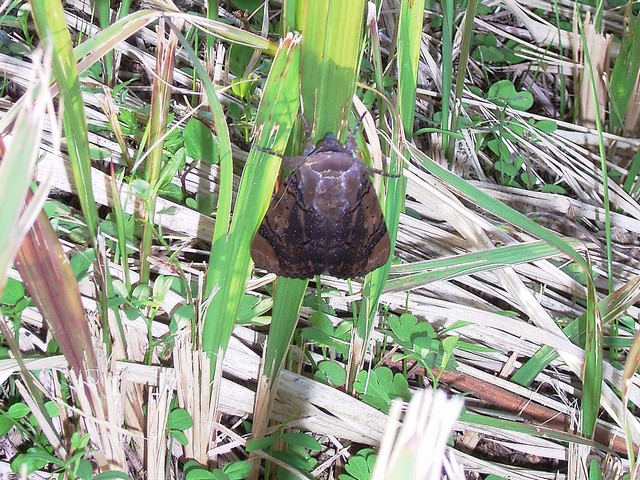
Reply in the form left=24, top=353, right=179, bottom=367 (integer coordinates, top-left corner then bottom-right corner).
left=312, top=183, right=350, bottom=215
left=309, top=167, right=362, bottom=216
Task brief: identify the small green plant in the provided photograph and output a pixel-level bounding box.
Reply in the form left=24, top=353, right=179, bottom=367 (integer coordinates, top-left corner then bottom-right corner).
left=229, top=76, right=259, bottom=142
left=0, top=402, right=39, bottom=438
left=471, top=33, right=523, bottom=65
left=5, top=403, right=123, bottom=479
left=385, top=313, right=460, bottom=386
left=353, top=366, right=411, bottom=414
left=184, top=459, right=252, bottom=480
left=168, top=407, right=193, bottom=446
left=44, top=200, right=90, bottom=244
left=235, top=294, right=272, bottom=326
left=301, top=311, right=351, bottom=358
left=0, top=277, right=31, bottom=328
left=110, top=274, right=175, bottom=364
left=246, top=430, right=322, bottom=479
left=117, top=107, right=145, bottom=140
left=100, top=213, right=138, bottom=254
left=181, top=118, right=219, bottom=214
left=3, top=2, right=35, bottom=50
left=477, top=79, right=539, bottom=187
left=183, top=117, right=219, bottom=167
left=339, top=448, right=377, bottom=480
left=314, top=360, right=347, bottom=388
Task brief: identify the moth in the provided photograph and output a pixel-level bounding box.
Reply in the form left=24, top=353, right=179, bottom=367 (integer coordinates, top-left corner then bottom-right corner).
left=251, top=131, right=392, bottom=279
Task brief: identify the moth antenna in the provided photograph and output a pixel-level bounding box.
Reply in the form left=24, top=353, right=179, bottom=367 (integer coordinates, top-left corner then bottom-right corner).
left=345, top=110, right=371, bottom=153
left=250, top=144, right=286, bottom=159
left=300, top=115, right=315, bottom=154
left=352, top=111, right=368, bottom=135
left=300, top=115, right=311, bottom=136
left=349, top=110, right=399, bottom=179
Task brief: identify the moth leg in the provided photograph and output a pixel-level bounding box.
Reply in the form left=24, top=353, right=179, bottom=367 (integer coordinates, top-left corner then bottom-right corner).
left=363, top=164, right=401, bottom=179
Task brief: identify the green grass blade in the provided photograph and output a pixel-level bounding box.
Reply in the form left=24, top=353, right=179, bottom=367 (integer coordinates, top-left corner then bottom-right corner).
left=440, top=0, right=454, bottom=157
left=167, top=23, right=234, bottom=249
left=622, top=316, right=640, bottom=471
left=396, top=0, right=425, bottom=139
left=608, top=13, right=640, bottom=134
left=29, top=0, right=100, bottom=246
left=206, top=0, right=219, bottom=60
left=108, top=167, right=131, bottom=289
left=94, top=0, right=114, bottom=85
left=448, top=0, right=479, bottom=160
left=75, top=10, right=161, bottom=69
left=576, top=13, right=608, bottom=439
left=297, top=0, right=365, bottom=138
left=353, top=123, right=402, bottom=386
left=367, top=4, right=388, bottom=124
left=351, top=0, right=422, bottom=385
left=201, top=34, right=301, bottom=369
left=385, top=239, right=584, bottom=292
left=408, top=143, right=589, bottom=271
left=461, top=411, right=606, bottom=447
left=512, top=276, right=640, bottom=386
left=623, top=148, right=640, bottom=195
left=262, top=278, right=308, bottom=381
left=158, top=5, right=277, bottom=54
left=582, top=274, right=603, bottom=438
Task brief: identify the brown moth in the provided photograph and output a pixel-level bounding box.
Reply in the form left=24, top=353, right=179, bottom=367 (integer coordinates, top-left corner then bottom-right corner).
left=251, top=132, right=391, bottom=279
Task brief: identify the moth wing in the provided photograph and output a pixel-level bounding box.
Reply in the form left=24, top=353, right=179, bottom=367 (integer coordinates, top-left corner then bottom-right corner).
left=326, top=174, right=391, bottom=278
left=251, top=175, right=320, bottom=279
left=250, top=226, right=282, bottom=276
left=360, top=177, right=392, bottom=274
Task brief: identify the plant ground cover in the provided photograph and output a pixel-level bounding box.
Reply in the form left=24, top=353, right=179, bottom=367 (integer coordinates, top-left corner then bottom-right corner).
left=0, top=0, right=639, bottom=479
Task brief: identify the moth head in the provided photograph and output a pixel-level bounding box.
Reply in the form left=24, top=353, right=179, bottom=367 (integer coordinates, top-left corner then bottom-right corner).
left=309, top=132, right=360, bottom=158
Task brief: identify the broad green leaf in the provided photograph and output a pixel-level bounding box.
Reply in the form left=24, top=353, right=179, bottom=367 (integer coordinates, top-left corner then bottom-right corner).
left=281, top=432, right=322, bottom=451
left=339, top=448, right=377, bottom=480
left=222, top=460, right=252, bottom=479
left=315, top=360, right=347, bottom=387
left=168, top=408, right=193, bottom=431
left=487, top=79, right=534, bottom=111
left=1, top=278, right=25, bottom=305
left=184, top=118, right=219, bottom=165
left=353, top=366, right=410, bottom=413
left=7, top=403, right=30, bottom=419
